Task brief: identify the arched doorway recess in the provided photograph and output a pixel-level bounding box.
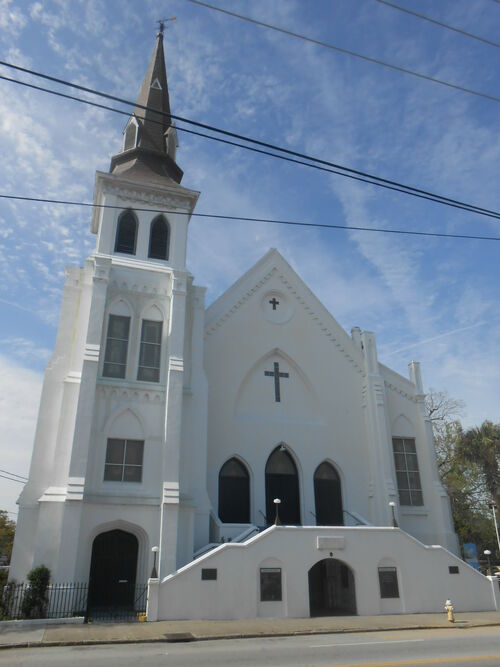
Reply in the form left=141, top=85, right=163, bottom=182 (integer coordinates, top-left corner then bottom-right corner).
left=265, top=446, right=301, bottom=525
left=88, top=529, right=139, bottom=609
left=314, top=461, right=343, bottom=525
left=308, top=558, right=356, bottom=616
left=218, top=457, right=250, bottom=523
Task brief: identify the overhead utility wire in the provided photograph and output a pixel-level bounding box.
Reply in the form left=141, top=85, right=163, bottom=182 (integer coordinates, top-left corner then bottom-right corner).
left=0, top=473, right=26, bottom=484
left=375, top=0, right=500, bottom=49
left=185, top=0, right=500, bottom=103
left=2, top=194, right=499, bottom=242
left=0, top=69, right=498, bottom=222
left=0, top=468, right=28, bottom=481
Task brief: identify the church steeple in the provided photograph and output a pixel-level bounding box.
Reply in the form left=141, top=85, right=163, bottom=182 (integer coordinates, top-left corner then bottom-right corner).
left=110, top=26, right=183, bottom=184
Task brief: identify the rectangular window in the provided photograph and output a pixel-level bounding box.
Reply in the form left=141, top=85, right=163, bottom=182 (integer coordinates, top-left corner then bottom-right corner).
left=137, top=320, right=162, bottom=382
left=201, top=568, right=217, bottom=581
left=392, top=437, right=423, bottom=506
left=103, top=315, right=130, bottom=379
left=260, top=568, right=282, bottom=601
left=104, top=438, right=144, bottom=482
left=378, top=567, right=400, bottom=598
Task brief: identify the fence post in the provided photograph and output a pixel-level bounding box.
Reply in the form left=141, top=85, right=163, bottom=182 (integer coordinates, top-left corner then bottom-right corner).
left=146, top=577, right=160, bottom=622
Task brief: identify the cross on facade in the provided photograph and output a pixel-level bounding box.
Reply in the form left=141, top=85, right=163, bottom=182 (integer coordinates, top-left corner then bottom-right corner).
left=269, top=297, right=280, bottom=310
left=264, top=362, right=289, bottom=402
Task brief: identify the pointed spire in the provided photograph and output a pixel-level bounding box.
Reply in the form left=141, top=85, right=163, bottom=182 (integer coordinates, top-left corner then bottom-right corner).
left=109, top=28, right=183, bottom=184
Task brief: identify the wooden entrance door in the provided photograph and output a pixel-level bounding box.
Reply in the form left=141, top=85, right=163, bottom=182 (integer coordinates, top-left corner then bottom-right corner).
left=88, top=529, right=138, bottom=608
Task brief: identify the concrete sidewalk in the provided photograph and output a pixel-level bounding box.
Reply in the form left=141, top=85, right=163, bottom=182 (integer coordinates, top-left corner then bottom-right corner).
left=1, top=611, right=500, bottom=649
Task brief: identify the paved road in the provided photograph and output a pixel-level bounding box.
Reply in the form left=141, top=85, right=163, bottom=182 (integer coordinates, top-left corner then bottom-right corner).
left=2, top=626, right=500, bottom=666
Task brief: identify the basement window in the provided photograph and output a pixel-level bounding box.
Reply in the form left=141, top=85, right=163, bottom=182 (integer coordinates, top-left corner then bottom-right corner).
left=378, top=567, right=400, bottom=598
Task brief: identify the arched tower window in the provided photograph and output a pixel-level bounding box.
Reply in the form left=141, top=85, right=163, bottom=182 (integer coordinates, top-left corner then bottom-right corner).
left=218, top=458, right=250, bottom=523
left=314, top=461, right=343, bottom=526
left=265, top=446, right=300, bottom=525
left=115, top=210, right=138, bottom=255
left=123, top=117, right=139, bottom=151
left=148, top=215, right=169, bottom=260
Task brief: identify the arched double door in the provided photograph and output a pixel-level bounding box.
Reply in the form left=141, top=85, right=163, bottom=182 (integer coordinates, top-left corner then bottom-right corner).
left=314, top=462, right=343, bottom=526
left=265, top=446, right=301, bottom=525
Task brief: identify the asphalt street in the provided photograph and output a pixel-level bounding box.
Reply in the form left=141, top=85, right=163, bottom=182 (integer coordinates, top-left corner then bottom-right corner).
left=2, top=626, right=500, bottom=667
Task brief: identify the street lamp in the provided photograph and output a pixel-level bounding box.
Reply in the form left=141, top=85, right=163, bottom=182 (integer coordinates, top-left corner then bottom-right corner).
left=489, top=503, right=500, bottom=555
left=273, top=498, right=282, bottom=526
left=151, top=546, right=159, bottom=579
left=484, top=549, right=492, bottom=576
left=389, top=501, right=398, bottom=528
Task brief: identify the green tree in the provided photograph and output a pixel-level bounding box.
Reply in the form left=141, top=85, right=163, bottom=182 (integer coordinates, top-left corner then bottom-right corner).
left=21, top=565, right=51, bottom=619
left=0, top=511, right=16, bottom=566
left=426, top=391, right=498, bottom=560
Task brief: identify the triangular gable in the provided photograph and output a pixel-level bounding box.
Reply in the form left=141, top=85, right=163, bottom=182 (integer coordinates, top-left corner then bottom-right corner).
left=204, top=248, right=365, bottom=373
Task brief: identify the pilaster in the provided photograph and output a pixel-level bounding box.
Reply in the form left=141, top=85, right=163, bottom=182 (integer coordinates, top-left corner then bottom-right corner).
left=159, top=273, right=187, bottom=577
left=361, top=331, right=398, bottom=526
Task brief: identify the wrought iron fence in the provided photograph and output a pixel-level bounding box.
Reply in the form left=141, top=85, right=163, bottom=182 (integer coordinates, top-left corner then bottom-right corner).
left=1, top=581, right=147, bottom=623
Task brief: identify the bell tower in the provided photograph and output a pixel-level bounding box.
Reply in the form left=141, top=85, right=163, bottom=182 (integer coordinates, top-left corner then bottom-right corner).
left=10, top=28, right=209, bottom=586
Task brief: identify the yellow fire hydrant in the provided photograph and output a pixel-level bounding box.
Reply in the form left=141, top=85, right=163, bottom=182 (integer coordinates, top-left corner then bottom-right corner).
left=444, top=599, right=455, bottom=623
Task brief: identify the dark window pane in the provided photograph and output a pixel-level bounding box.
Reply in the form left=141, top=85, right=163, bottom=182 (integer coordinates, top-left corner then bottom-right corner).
left=115, top=211, right=137, bottom=254
left=405, top=453, right=419, bottom=471
left=314, top=462, right=340, bottom=481
left=403, top=439, right=416, bottom=453
left=408, top=471, right=422, bottom=490
left=104, top=464, right=123, bottom=481
left=123, top=466, right=142, bottom=482
left=103, top=362, right=126, bottom=379
left=411, top=490, right=423, bottom=506
left=103, top=316, right=130, bottom=379
left=106, top=439, right=125, bottom=464
left=148, top=216, right=169, bottom=260
left=137, top=321, right=162, bottom=383
left=260, top=568, right=282, bottom=601
left=201, top=569, right=217, bottom=581
left=108, top=315, right=130, bottom=340
left=142, top=321, right=162, bottom=344
left=399, top=490, right=411, bottom=505
left=396, top=472, right=408, bottom=490
left=125, top=441, right=144, bottom=465
left=379, top=567, right=399, bottom=598
left=393, top=439, right=404, bottom=453
left=394, top=453, right=406, bottom=470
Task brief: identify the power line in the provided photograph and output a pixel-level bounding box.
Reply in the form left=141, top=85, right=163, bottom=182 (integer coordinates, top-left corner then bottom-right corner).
left=375, top=0, right=500, bottom=49
left=0, top=473, right=26, bottom=484
left=0, top=68, right=499, bottom=222
left=0, top=469, right=28, bottom=481
left=2, top=193, right=499, bottom=242
left=185, top=0, right=500, bottom=104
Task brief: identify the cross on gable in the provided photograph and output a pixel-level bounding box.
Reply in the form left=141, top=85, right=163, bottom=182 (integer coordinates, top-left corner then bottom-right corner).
left=269, top=297, right=280, bottom=310
left=264, top=361, right=289, bottom=402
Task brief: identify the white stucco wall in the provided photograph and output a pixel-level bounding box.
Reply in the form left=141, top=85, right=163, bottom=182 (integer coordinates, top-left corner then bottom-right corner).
left=154, top=526, right=497, bottom=621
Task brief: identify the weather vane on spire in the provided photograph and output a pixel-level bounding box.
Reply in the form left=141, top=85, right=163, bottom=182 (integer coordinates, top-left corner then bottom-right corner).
left=157, top=16, right=176, bottom=35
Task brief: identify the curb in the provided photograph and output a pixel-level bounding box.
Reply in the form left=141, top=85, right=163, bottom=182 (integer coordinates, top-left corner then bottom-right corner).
left=2, top=620, right=500, bottom=650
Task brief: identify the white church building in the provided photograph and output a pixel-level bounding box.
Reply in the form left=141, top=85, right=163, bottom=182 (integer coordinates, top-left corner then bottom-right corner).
left=10, top=31, right=499, bottom=619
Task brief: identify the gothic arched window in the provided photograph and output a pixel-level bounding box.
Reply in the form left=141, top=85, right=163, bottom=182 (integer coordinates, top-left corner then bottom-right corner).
left=115, top=210, right=138, bottom=255
left=218, top=458, right=250, bottom=523
left=314, top=461, right=343, bottom=526
left=148, top=216, right=169, bottom=260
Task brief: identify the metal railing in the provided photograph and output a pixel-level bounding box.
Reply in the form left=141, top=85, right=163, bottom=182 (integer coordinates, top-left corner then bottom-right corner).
left=1, top=581, right=147, bottom=623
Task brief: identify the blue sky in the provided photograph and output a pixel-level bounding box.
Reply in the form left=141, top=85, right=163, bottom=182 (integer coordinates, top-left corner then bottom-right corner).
left=0, top=0, right=499, bottom=516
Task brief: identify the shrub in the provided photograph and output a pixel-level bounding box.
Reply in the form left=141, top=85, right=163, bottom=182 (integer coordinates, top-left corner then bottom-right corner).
left=21, top=565, right=51, bottom=619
